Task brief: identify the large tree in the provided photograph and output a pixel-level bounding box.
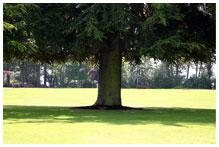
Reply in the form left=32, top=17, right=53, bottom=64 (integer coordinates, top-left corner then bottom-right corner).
left=3, top=3, right=216, bottom=108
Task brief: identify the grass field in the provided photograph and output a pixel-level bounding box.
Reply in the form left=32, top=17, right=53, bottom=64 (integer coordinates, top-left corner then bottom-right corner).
left=3, top=88, right=216, bottom=144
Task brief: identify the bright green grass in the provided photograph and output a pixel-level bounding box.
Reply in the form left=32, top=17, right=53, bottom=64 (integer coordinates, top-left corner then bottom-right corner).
left=3, top=88, right=216, bottom=144
left=3, top=88, right=216, bottom=109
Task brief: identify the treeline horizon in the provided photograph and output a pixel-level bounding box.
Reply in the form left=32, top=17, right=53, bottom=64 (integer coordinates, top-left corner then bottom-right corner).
left=3, top=58, right=216, bottom=89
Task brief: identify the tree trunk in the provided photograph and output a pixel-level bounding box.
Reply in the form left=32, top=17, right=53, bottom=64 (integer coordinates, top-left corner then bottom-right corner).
left=6, top=74, right=10, bottom=86
left=207, top=63, right=212, bottom=79
left=24, top=63, right=28, bottom=84
left=195, top=64, right=198, bottom=79
left=44, top=64, right=47, bottom=87
left=20, top=62, right=27, bottom=85
left=20, top=65, right=24, bottom=85
left=198, top=63, right=202, bottom=77
left=175, top=64, right=179, bottom=77
left=49, top=69, right=54, bottom=88
left=59, top=67, right=64, bottom=87
left=52, top=70, right=56, bottom=88
left=94, top=39, right=122, bottom=107
left=170, top=65, right=174, bottom=77
left=36, top=64, right=41, bottom=87
left=52, top=76, right=56, bottom=88
left=165, top=62, right=171, bottom=78
left=186, top=64, right=190, bottom=80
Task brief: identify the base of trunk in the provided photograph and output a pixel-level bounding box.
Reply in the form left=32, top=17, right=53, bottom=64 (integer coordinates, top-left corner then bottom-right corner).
left=93, top=98, right=122, bottom=107
left=71, top=105, right=148, bottom=110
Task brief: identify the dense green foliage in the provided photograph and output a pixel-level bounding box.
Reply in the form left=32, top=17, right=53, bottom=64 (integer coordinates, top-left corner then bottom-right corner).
left=4, top=3, right=216, bottom=64
left=141, top=4, right=216, bottom=64
left=3, top=4, right=38, bottom=62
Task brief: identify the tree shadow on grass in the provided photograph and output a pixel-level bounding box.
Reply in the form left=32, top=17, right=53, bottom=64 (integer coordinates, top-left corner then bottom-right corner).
left=3, top=105, right=216, bottom=127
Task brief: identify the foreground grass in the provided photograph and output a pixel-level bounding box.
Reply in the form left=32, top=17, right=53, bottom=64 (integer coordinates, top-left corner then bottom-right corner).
left=3, top=88, right=216, bottom=144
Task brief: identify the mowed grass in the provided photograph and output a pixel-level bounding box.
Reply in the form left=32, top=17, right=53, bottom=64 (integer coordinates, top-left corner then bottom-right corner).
left=3, top=88, right=216, bottom=144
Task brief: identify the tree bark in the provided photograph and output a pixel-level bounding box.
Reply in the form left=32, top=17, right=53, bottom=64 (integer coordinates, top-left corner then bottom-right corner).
left=207, top=63, right=212, bottom=79
left=49, top=69, right=54, bottom=88
left=170, top=65, right=174, bottom=77
left=94, top=38, right=122, bottom=107
left=165, top=62, right=171, bottom=78
left=186, top=64, right=190, bottom=80
left=20, top=62, right=27, bottom=85
left=20, top=64, right=24, bottom=85
left=59, top=67, right=64, bottom=87
left=24, top=63, right=28, bottom=84
left=195, top=64, right=198, bottom=79
left=36, top=64, right=41, bottom=87
left=6, top=74, right=10, bottom=86
left=175, top=64, right=179, bottom=77
left=198, top=63, right=203, bottom=77
left=52, top=76, right=56, bottom=88
left=44, top=64, right=47, bottom=87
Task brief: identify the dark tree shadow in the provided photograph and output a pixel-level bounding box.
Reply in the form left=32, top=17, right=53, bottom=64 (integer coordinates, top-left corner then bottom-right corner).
left=3, top=105, right=216, bottom=127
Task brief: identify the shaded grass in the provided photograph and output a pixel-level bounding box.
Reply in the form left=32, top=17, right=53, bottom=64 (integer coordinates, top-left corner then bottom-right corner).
left=4, top=105, right=215, bottom=126
left=3, top=105, right=216, bottom=144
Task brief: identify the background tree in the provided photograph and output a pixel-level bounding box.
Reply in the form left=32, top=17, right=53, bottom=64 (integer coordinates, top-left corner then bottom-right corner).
left=4, top=59, right=216, bottom=89
left=43, top=64, right=48, bottom=87
left=124, top=58, right=154, bottom=88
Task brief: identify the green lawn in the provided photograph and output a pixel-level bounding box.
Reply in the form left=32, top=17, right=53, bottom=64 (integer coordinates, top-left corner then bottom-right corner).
left=3, top=88, right=216, bottom=144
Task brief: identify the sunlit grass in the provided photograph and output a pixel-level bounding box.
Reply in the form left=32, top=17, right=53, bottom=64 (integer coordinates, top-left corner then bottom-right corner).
left=3, top=88, right=216, bottom=144
left=3, top=88, right=216, bottom=109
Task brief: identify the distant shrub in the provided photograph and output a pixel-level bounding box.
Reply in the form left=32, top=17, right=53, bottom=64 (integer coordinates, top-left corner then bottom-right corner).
left=174, top=85, right=184, bottom=89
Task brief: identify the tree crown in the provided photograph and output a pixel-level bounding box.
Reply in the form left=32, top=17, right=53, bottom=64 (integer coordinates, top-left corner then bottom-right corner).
left=3, top=3, right=216, bottom=65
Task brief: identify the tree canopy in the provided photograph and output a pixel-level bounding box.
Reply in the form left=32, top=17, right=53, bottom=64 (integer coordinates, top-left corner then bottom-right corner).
left=4, top=3, right=216, bottom=64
